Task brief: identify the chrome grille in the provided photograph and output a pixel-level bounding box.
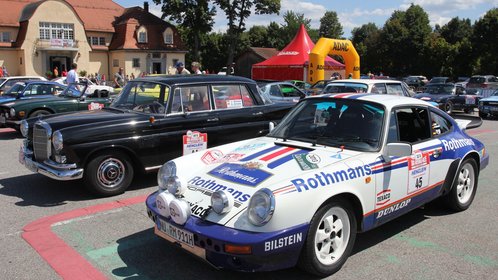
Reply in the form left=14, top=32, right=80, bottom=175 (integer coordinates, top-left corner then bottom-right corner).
left=33, top=121, right=52, bottom=162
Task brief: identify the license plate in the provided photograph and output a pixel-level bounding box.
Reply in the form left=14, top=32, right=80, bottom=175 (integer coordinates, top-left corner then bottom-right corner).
left=465, top=97, right=475, bottom=105
left=157, top=218, right=194, bottom=247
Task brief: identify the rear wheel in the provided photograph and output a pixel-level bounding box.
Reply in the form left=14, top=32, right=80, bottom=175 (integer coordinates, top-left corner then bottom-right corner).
left=479, top=111, right=487, bottom=119
left=84, top=151, right=134, bottom=196
left=29, top=109, right=51, bottom=118
left=445, top=158, right=478, bottom=211
left=443, top=102, right=453, bottom=114
left=298, top=199, right=357, bottom=277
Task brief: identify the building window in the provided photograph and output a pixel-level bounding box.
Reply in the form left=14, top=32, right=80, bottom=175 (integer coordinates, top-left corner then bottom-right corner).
left=152, top=53, right=161, bottom=59
left=132, top=58, right=140, bottom=68
left=113, top=59, right=119, bottom=67
left=0, top=32, right=11, bottom=42
left=87, top=36, right=106, bottom=46
left=39, top=22, right=74, bottom=40
left=99, top=37, right=105, bottom=45
left=163, top=28, right=173, bottom=44
left=137, top=26, right=147, bottom=43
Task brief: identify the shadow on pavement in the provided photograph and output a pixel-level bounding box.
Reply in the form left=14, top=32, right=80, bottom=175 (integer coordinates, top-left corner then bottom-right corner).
left=0, top=173, right=157, bottom=207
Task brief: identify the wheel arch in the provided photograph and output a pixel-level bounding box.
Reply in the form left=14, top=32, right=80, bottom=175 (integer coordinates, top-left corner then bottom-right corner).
left=82, top=145, right=144, bottom=174
left=28, top=107, right=55, bottom=116
left=443, top=151, right=480, bottom=195
left=317, top=192, right=364, bottom=232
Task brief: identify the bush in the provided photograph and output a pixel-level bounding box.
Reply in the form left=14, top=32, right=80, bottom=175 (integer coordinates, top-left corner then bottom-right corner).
left=79, top=70, right=87, bottom=77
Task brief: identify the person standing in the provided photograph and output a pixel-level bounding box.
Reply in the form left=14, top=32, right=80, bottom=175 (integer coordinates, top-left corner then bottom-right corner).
left=191, top=62, right=202, bottom=74
left=61, top=65, right=67, bottom=77
left=114, top=67, right=125, bottom=88
left=175, top=62, right=190, bottom=75
left=2, top=66, right=8, bottom=77
left=53, top=66, right=59, bottom=78
left=66, top=63, right=79, bottom=85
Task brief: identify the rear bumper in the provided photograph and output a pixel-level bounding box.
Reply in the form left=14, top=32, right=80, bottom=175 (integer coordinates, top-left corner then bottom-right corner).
left=19, top=143, right=84, bottom=181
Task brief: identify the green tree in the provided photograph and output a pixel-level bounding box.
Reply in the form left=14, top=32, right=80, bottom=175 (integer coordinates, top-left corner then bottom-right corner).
left=246, top=25, right=269, bottom=47
left=214, top=0, right=280, bottom=72
left=278, top=11, right=316, bottom=49
left=153, top=0, right=216, bottom=62
left=266, top=21, right=285, bottom=49
left=351, top=23, right=382, bottom=73
left=319, top=11, right=343, bottom=39
left=440, top=17, right=472, bottom=44
left=472, top=8, right=498, bottom=73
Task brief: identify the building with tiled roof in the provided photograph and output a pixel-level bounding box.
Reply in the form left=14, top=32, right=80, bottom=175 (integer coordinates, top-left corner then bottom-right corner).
left=0, top=0, right=186, bottom=80
left=235, top=47, right=280, bottom=78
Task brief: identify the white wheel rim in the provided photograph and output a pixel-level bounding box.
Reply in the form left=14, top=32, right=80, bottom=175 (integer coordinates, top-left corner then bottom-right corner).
left=314, top=207, right=350, bottom=266
left=456, top=162, right=475, bottom=204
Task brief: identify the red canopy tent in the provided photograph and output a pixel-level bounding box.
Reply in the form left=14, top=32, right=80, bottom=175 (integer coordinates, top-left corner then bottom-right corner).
left=252, top=24, right=345, bottom=81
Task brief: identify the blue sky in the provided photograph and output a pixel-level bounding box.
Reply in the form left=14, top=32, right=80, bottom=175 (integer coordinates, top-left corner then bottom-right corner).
left=115, top=0, right=497, bottom=37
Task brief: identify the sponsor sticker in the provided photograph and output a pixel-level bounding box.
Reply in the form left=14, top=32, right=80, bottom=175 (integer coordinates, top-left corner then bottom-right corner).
left=376, top=189, right=391, bottom=206
left=226, top=99, right=243, bottom=108
left=188, top=176, right=251, bottom=202
left=201, top=150, right=245, bottom=165
left=233, top=142, right=267, bottom=153
left=293, top=153, right=320, bottom=170
left=183, top=130, right=207, bottom=155
left=407, top=150, right=430, bottom=194
left=376, top=198, right=411, bottom=218
left=88, top=102, right=104, bottom=110
left=208, top=162, right=272, bottom=187
left=264, top=233, right=303, bottom=252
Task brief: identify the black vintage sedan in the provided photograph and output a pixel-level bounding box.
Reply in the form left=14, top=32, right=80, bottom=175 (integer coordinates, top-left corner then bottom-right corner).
left=19, top=75, right=294, bottom=196
left=413, top=83, right=479, bottom=114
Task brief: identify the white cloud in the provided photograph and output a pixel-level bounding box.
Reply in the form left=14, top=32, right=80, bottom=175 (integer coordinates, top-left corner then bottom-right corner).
left=401, top=0, right=488, bottom=11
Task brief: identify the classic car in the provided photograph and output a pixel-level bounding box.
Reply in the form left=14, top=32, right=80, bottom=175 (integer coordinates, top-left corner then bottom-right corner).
left=0, top=81, right=66, bottom=104
left=478, top=89, right=498, bottom=118
left=0, top=76, right=47, bottom=94
left=322, top=79, right=413, bottom=96
left=145, top=93, right=488, bottom=277
left=413, top=83, right=478, bottom=114
left=52, top=76, right=115, bottom=95
left=466, top=75, right=498, bottom=91
left=285, top=80, right=311, bottom=90
left=19, top=75, right=294, bottom=196
left=0, top=83, right=111, bottom=130
left=258, top=81, right=307, bottom=103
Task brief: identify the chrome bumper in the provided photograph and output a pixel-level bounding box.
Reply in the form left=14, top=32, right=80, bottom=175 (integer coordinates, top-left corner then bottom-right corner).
left=19, top=143, right=84, bottom=181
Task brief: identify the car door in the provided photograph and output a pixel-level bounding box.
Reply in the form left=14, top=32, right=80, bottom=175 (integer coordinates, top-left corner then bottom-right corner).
left=268, top=84, right=284, bottom=102
left=375, top=106, right=436, bottom=225
left=279, top=84, right=304, bottom=102
left=212, top=83, right=268, bottom=144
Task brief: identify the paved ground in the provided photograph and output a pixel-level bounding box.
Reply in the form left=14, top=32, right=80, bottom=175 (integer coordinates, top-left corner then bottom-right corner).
left=1, top=117, right=497, bottom=280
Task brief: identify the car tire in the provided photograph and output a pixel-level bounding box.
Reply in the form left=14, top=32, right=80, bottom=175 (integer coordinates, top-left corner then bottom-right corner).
left=29, top=109, right=51, bottom=118
left=84, top=150, right=134, bottom=197
left=298, top=199, right=357, bottom=277
left=445, top=158, right=478, bottom=212
left=464, top=108, right=473, bottom=114
left=443, top=102, right=453, bottom=114
left=479, top=112, right=486, bottom=119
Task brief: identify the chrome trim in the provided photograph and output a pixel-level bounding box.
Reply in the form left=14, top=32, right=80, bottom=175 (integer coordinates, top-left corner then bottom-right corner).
left=33, top=121, right=52, bottom=162
left=20, top=145, right=83, bottom=181
left=145, top=165, right=162, bottom=171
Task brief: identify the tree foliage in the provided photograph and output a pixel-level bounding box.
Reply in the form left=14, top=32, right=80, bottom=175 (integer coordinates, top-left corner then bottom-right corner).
left=472, top=8, right=498, bottom=74
left=319, top=11, right=343, bottom=39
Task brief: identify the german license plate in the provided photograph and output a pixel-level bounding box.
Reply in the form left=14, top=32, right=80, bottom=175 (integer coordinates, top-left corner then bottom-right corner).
left=157, top=218, right=194, bottom=247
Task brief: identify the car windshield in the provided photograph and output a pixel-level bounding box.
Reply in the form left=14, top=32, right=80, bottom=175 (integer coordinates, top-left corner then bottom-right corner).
left=4, top=83, right=26, bottom=96
left=424, top=85, right=454, bottom=95
left=111, top=81, right=170, bottom=114
left=311, top=81, right=326, bottom=89
left=268, top=98, right=385, bottom=152
left=469, top=77, right=485, bottom=84
left=324, top=83, right=368, bottom=94
left=60, top=84, right=85, bottom=98
left=0, top=78, right=6, bottom=85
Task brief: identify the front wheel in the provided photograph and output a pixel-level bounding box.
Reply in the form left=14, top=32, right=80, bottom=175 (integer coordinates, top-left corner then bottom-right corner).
left=84, top=151, right=134, bottom=196
left=443, top=102, right=453, bottom=114
left=298, top=199, right=357, bottom=277
left=445, top=158, right=478, bottom=211
left=29, top=109, right=51, bottom=118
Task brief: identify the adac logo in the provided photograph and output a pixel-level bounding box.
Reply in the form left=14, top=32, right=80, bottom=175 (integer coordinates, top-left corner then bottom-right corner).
left=278, top=51, right=299, bottom=56
left=208, top=162, right=272, bottom=187
left=332, top=41, right=349, bottom=52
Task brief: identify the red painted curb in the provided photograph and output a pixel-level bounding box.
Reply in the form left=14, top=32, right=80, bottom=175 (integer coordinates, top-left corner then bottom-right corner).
left=0, top=128, right=15, bottom=133
left=22, top=195, right=148, bottom=280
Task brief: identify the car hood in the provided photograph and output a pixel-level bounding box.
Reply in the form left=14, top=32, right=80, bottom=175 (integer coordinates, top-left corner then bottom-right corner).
left=2, top=95, right=65, bottom=108
left=172, top=137, right=366, bottom=225
left=414, top=93, right=451, bottom=101
left=480, top=96, right=498, bottom=102
left=0, top=95, right=16, bottom=104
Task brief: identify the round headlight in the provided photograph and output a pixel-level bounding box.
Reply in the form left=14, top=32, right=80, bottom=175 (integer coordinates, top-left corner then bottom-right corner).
left=20, top=120, right=29, bottom=137
left=52, top=130, right=63, bottom=152
left=211, top=190, right=234, bottom=214
left=167, top=176, right=186, bottom=196
left=157, top=161, right=177, bottom=191
left=479, top=101, right=483, bottom=107
left=247, top=188, right=275, bottom=226
left=9, top=108, right=15, bottom=117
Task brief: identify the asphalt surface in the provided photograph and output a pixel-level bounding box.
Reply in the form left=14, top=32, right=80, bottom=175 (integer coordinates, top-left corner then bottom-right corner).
left=1, top=117, right=497, bottom=280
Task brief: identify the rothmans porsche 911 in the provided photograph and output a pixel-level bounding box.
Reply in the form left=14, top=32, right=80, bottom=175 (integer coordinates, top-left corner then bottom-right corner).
left=145, top=93, right=489, bottom=277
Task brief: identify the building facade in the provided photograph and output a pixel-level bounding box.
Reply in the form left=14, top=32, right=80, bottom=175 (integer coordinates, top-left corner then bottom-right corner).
left=0, top=0, right=186, bottom=80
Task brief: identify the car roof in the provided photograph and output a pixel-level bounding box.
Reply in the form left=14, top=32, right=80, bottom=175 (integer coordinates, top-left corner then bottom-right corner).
left=2, top=76, right=45, bottom=79
left=330, top=79, right=400, bottom=84
left=24, top=81, right=64, bottom=86
left=308, top=93, right=433, bottom=109
left=134, top=75, right=256, bottom=85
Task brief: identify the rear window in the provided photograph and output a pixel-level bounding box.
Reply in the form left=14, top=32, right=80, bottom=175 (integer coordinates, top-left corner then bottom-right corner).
left=469, top=77, right=485, bottom=84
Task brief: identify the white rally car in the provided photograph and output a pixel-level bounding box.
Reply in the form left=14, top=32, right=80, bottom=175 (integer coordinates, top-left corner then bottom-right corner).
left=145, top=93, right=489, bottom=277
left=52, top=77, right=114, bottom=97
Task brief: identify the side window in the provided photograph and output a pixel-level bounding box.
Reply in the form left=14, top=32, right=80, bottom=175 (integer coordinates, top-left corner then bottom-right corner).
left=269, top=85, right=281, bottom=97
left=171, top=86, right=209, bottom=113
left=394, top=107, right=431, bottom=143
left=372, top=83, right=387, bottom=94
left=430, top=111, right=452, bottom=136
left=386, top=111, right=399, bottom=143
left=23, top=85, right=35, bottom=95
left=386, top=84, right=404, bottom=96
left=280, top=85, right=302, bottom=97
left=213, top=84, right=253, bottom=109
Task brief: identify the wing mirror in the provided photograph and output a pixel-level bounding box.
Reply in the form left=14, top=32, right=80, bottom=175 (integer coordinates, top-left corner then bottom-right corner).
left=383, top=143, right=412, bottom=161
left=269, top=121, right=276, bottom=132
left=79, top=94, right=86, bottom=101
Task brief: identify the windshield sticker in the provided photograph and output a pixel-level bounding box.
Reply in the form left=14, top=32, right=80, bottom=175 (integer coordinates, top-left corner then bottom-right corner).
left=441, top=138, right=474, bottom=151
left=408, top=150, right=430, bottom=194
left=293, top=153, right=320, bottom=170
left=188, top=176, right=251, bottom=202
left=88, top=102, right=104, bottom=110
left=226, top=99, right=243, bottom=108
left=233, top=142, right=267, bottom=153
left=183, top=130, right=207, bottom=155
left=208, top=162, right=272, bottom=187
left=201, top=150, right=245, bottom=165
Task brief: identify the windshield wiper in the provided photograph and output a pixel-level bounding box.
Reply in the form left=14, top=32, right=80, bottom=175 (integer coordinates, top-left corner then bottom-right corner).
left=337, top=136, right=379, bottom=144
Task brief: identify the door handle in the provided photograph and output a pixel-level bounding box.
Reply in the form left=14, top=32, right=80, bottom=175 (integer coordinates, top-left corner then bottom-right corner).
left=207, top=117, right=219, bottom=122
left=252, top=111, right=264, bottom=116
left=432, top=147, right=443, bottom=158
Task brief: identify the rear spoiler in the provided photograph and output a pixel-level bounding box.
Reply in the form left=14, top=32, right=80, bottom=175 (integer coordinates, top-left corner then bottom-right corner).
left=450, top=114, right=483, bottom=130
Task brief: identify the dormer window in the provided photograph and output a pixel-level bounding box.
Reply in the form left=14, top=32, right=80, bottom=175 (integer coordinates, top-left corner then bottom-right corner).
left=163, top=28, right=173, bottom=45
left=137, top=26, right=147, bottom=43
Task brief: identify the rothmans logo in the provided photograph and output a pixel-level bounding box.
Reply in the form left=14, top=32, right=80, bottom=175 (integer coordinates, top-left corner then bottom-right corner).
left=278, top=51, right=299, bottom=56
left=208, top=163, right=272, bottom=187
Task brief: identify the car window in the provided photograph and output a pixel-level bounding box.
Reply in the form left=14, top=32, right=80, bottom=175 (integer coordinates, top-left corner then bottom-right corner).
left=171, top=85, right=209, bottom=113
left=212, top=84, right=254, bottom=109
left=111, top=81, right=168, bottom=114
left=280, top=85, right=301, bottom=97
left=4, top=83, right=25, bottom=95
left=386, top=84, right=404, bottom=96
left=372, top=83, right=387, bottom=94
left=430, top=111, right=452, bottom=136
left=325, top=83, right=368, bottom=93
left=269, top=85, right=282, bottom=97
left=2, top=79, right=24, bottom=92
left=490, top=76, right=498, bottom=82
left=391, top=107, right=431, bottom=143
left=469, top=77, right=485, bottom=84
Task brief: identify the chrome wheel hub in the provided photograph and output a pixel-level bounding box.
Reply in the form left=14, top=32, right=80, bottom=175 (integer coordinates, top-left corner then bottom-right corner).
left=97, top=158, right=125, bottom=189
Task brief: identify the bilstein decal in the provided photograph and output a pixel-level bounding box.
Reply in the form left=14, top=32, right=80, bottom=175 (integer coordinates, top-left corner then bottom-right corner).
left=264, top=233, right=303, bottom=251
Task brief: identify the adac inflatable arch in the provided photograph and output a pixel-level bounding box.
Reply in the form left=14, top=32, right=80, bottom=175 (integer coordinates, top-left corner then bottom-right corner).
left=308, top=38, right=360, bottom=84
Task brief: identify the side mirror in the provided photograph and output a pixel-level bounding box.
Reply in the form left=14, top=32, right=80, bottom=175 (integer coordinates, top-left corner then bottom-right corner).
left=79, top=95, right=86, bottom=102
left=383, top=142, right=412, bottom=161
left=269, top=121, right=276, bottom=132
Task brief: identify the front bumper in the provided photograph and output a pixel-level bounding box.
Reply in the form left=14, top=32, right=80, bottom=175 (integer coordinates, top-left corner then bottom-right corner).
left=146, top=191, right=309, bottom=272
left=479, top=105, right=498, bottom=116
left=19, top=143, right=84, bottom=181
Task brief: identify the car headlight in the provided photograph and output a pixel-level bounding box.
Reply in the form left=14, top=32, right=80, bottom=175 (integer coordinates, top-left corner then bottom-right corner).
left=166, top=176, right=186, bottom=196
left=158, top=161, right=177, bottom=191
left=20, top=120, right=29, bottom=137
left=52, top=130, right=63, bottom=152
left=9, top=108, right=15, bottom=117
left=211, top=190, right=234, bottom=214
left=247, top=188, right=275, bottom=226
left=479, top=101, right=483, bottom=107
